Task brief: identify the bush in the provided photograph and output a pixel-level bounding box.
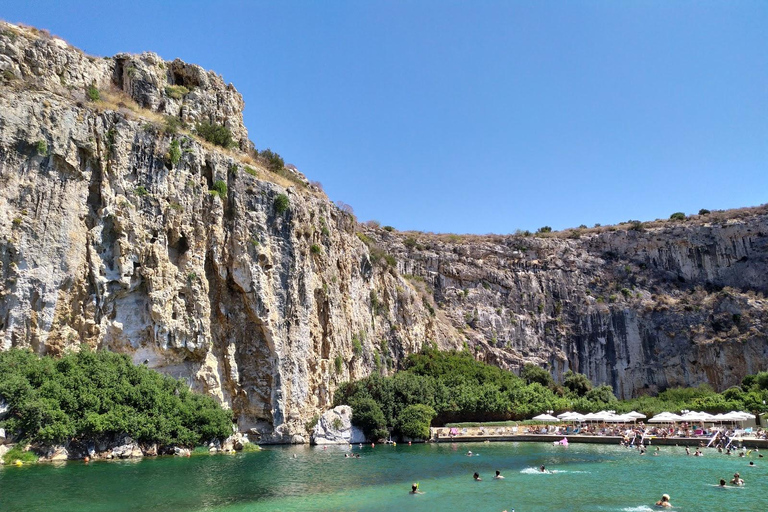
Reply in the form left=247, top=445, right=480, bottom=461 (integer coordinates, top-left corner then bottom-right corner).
left=36, top=140, right=48, bottom=156
left=167, top=139, right=181, bottom=166
left=352, top=336, right=363, bottom=357
left=2, top=445, right=38, bottom=465
left=396, top=404, right=436, bottom=440
left=135, top=185, right=148, bottom=197
left=0, top=348, right=232, bottom=447
left=274, top=194, right=289, bottom=215
left=164, top=116, right=183, bottom=135
left=349, top=397, right=387, bottom=440
left=196, top=121, right=234, bottom=148
left=258, top=149, right=285, bottom=173
left=310, top=244, right=322, bottom=254
left=670, top=212, right=686, bottom=221
left=210, top=180, right=227, bottom=200
left=87, top=84, right=100, bottom=102
left=563, top=370, right=593, bottom=396
left=334, top=354, right=344, bottom=374
left=521, top=364, right=554, bottom=388
left=164, top=85, right=190, bottom=100
left=698, top=209, right=711, bottom=215
left=537, top=226, right=552, bottom=234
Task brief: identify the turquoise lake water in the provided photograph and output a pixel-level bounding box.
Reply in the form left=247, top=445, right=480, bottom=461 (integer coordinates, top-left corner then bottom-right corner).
left=1, top=442, right=766, bottom=511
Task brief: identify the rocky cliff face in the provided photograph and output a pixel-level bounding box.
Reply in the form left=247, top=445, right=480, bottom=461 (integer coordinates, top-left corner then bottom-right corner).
left=1, top=23, right=766, bottom=441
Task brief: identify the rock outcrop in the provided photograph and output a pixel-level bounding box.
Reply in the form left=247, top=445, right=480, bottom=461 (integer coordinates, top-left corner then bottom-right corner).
left=311, top=405, right=366, bottom=444
left=0, top=22, right=766, bottom=442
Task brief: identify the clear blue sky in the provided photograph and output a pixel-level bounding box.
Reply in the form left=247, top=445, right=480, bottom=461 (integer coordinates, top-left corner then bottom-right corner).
left=4, top=1, right=766, bottom=233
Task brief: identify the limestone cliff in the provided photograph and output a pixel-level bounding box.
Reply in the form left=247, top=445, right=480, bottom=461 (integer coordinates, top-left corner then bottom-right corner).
left=0, top=23, right=766, bottom=441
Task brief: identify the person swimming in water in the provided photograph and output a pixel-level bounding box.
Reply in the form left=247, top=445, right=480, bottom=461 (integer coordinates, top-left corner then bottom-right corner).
left=718, top=479, right=726, bottom=488
left=409, top=483, right=424, bottom=494
left=473, top=472, right=482, bottom=481
left=494, top=470, right=504, bottom=479
left=731, top=473, right=744, bottom=486
left=655, top=493, right=672, bottom=508
left=467, top=450, right=473, bottom=456
left=539, top=465, right=548, bottom=473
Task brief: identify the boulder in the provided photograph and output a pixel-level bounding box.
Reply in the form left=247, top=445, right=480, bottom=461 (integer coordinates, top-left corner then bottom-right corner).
left=41, top=445, right=69, bottom=461
left=111, top=437, right=143, bottom=459
left=0, top=399, right=8, bottom=420
left=0, top=444, right=9, bottom=463
left=0, top=427, right=6, bottom=444
left=173, top=447, right=191, bottom=457
left=311, top=405, right=366, bottom=445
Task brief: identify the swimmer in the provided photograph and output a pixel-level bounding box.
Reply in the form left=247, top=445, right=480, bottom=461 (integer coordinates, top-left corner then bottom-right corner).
left=718, top=478, right=726, bottom=488
left=685, top=446, right=690, bottom=455
left=748, top=461, right=755, bottom=467
left=473, top=472, right=482, bottom=481
left=730, top=473, right=743, bottom=486
left=467, top=450, right=473, bottom=456
left=539, top=465, right=547, bottom=473
left=655, top=493, right=672, bottom=508
left=494, top=470, right=504, bottom=479
left=409, top=483, right=424, bottom=494
left=654, top=447, right=660, bottom=456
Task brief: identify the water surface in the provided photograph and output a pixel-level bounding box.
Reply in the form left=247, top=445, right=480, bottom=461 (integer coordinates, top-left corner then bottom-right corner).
left=1, top=442, right=766, bottom=511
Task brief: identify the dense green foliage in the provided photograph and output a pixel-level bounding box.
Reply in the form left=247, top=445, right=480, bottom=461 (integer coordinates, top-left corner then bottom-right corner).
left=335, top=348, right=768, bottom=441
left=258, top=148, right=285, bottom=173
left=210, top=179, right=228, bottom=199
left=167, top=139, right=181, bottom=166
left=521, top=363, right=554, bottom=387
left=670, top=212, right=686, bottom=220
left=86, top=84, right=100, bottom=102
left=274, top=194, right=289, bottom=214
left=0, top=349, right=233, bottom=447
left=196, top=121, right=234, bottom=148
left=397, top=404, right=436, bottom=439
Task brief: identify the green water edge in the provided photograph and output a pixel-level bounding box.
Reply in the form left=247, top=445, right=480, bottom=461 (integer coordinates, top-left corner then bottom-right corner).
left=1, top=442, right=766, bottom=512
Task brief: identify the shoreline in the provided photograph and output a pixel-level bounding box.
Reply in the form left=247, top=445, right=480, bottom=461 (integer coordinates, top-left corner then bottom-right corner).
left=433, top=433, right=768, bottom=448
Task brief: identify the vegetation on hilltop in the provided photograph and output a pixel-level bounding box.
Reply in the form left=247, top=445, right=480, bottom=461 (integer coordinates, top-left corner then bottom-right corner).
left=334, top=347, right=768, bottom=440
left=0, top=348, right=233, bottom=447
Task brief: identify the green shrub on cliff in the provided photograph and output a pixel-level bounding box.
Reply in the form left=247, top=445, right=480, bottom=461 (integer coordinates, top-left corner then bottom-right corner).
left=196, top=121, right=234, bottom=148
left=0, top=348, right=233, bottom=447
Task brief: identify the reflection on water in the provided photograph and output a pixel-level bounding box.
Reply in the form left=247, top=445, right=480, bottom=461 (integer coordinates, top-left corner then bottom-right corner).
left=0, top=442, right=767, bottom=512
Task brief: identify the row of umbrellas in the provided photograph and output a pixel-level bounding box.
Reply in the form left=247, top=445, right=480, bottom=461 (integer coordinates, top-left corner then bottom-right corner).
left=531, top=410, right=755, bottom=423
left=647, top=410, right=754, bottom=423
left=532, top=410, right=646, bottom=422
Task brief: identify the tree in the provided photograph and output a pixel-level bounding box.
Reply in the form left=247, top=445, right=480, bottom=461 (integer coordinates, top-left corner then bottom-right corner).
left=584, top=384, right=617, bottom=404
left=521, top=364, right=554, bottom=388
left=349, top=397, right=387, bottom=440
left=396, top=404, right=436, bottom=440
left=563, top=370, right=593, bottom=396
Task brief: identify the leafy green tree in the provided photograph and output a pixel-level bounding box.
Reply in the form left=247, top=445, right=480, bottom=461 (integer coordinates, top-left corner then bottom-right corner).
left=584, top=384, right=617, bottom=405
left=196, top=121, right=234, bottom=148
left=521, top=364, right=554, bottom=388
left=396, top=404, right=436, bottom=440
left=563, top=370, right=593, bottom=396
left=349, top=397, right=387, bottom=440
left=0, top=348, right=232, bottom=447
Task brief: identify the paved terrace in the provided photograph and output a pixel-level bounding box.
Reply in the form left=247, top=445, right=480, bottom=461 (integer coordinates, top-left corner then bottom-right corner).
left=430, top=427, right=768, bottom=448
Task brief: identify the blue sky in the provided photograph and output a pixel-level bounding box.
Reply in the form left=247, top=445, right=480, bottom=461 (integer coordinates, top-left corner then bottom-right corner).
left=4, top=1, right=766, bottom=233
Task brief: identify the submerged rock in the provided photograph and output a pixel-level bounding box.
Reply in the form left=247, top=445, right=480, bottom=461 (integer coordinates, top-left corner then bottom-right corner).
left=311, top=405, right=366, bottom=445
